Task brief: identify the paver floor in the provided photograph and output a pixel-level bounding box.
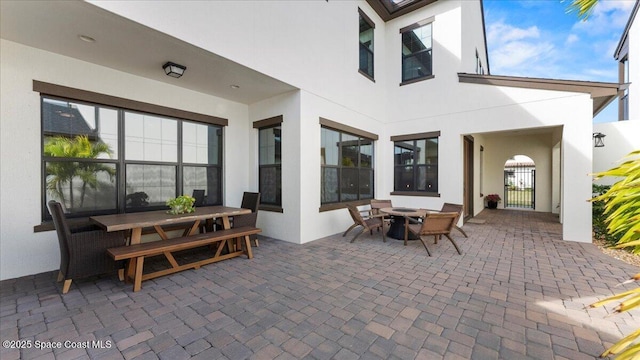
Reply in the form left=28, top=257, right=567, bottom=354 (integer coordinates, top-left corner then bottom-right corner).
left=1, top=210, right=638, bottom=359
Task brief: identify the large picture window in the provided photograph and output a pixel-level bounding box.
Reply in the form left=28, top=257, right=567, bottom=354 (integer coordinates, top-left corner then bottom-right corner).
left=359, top=8, right=375, bottom=80
left=401, top=19, right=433, bottom=84
left=41, top=93, right=223, bottom=220
left=391, top=132, right=439, bottom=195
left=320, top=119, right=376, bottom=205
left=254, top=115, right=283, bottom=210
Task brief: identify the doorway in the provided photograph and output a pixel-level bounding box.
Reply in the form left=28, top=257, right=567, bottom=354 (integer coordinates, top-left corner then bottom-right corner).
left=503, top=155, right=535, bottom=209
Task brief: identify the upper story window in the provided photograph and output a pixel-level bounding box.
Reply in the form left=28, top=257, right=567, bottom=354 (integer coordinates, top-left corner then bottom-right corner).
left=359, top=8, right=375, bottom=80
left=320, top=118, right=376, bottom=206
left=38, top=82, right=225, bottom=221
left=391, top=131, right=439, bottom=196
left=254, top=116, right=283, bottom=211
left=475, top=49, right=485, bottom=75
left=621, top=56, right=629, bottom=120
left=401, top=18, right=434, bottom=84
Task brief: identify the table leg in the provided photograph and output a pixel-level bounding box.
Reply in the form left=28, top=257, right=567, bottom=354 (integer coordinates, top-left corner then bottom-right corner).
left=404, top=217, right=409, bottom=246
left=126, top=228, right=143, bottom=282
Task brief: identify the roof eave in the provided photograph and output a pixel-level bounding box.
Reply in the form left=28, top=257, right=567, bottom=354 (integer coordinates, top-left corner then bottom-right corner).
left=614, top=0, right=638, bottom=60
left=458, top=73, right=620, bottom=117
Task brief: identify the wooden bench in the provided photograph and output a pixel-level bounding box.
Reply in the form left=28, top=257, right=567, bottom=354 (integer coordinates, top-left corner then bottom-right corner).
left=107, top=226, right=261, bottom=292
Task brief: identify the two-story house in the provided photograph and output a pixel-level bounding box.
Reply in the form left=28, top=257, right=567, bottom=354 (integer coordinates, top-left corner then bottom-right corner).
left=0, top=0, right=619, bottom=280
left=593, top=0, right=639, bottom=184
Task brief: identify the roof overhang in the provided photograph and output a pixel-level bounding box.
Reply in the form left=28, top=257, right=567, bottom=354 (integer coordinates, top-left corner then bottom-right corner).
left=614, top=0, right=638, bottom=60
left=366, top=0, right=438, bottom=21
left=458, top=73, right=620, bottom=117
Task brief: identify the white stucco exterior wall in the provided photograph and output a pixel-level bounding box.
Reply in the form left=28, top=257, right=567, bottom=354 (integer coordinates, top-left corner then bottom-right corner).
left=1, top=0, right=600, bottom=280
left=593, top=120, right=640, bottom=185
left=0, top=39, right=250, bottom=280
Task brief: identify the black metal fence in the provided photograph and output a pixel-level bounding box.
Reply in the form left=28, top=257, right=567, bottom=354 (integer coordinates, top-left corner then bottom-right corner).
left=504, top=165, right=535, bottom=209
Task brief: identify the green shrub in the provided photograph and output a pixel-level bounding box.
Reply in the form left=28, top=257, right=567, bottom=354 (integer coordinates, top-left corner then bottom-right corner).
left=592, top=184, right=619, bottom=246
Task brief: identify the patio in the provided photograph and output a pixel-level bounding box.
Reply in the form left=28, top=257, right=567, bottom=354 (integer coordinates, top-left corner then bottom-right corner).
left=1, top=210, right=638, bottom=360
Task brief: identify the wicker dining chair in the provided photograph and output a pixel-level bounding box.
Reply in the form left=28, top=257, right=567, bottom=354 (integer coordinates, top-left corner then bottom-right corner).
left=48, top=201, right=127, bottom=294
left=370, top=199, right=392, bottom=229
left=343, top=204, right=386, bottom=243
left=406, top=211, right=462, bottom=256
left=440, top=203, right=468, bottom=238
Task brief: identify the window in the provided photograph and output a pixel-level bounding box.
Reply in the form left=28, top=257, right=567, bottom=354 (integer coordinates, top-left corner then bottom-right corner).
left=621, top=56, right=629, bottom=120
left=359, top=9, right=375, bottom=80
left=391, top=131, right=439, bottom=195
left=401, top=19, right=433, bottom=84
left=475, top=49, right=484, bottom=75
left=254, top=116, right=283, bottom=210
left=320, top=118, right=376, bottom=206
left=40, top=91, right=224, bottom=220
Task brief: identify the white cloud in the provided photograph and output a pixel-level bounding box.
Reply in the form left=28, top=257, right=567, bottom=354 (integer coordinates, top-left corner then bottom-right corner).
left=565, top=34, right=579, bottom=45
left=487, top=21, right=540, bottom=43
left=487, top=20, right=556, bottom=76
left=572, top=0, right=635, bottom=34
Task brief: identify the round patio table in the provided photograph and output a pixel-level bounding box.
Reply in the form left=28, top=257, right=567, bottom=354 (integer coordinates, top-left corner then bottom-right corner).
left=379, top=207, right=429, bottom=245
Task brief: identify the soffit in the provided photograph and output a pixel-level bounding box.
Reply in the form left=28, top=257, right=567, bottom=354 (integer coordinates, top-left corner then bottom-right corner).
left=458, top=73, right=620, bottom=117
left=0, top=0, right=296, bottom=105
left=366, top=0, right=438, bottom=21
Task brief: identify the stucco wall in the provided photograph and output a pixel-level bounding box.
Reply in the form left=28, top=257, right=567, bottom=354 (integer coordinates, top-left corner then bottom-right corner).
left=593, top=120, right=640, bottom=185
left=0, top=39, right=250, bottom=280
left=629, top=11, right=640, bottom=120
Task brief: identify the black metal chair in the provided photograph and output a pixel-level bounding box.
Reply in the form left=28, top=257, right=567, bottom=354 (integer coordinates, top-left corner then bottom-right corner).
left=241, top=192, right=260, bottom=212
left=240, top=192, right=260, bottom=246
left=47, top=201, right=127, bottom=294
left=192, top=189, right=206, bottom=207
left=231, top=212, right=259, bottom=249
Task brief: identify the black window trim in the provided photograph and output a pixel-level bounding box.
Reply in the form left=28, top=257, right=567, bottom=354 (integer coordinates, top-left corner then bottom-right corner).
left=399, top=17, right=435, bottom=86
left=390, top=131, right=440, bottom=197
left=319, top=118, right=377, bottom=211
left=35, top=82, right=226, bottom=229
left=358, top=8, right=376, bottom=82
left=254, top=115, right=284, bottom=212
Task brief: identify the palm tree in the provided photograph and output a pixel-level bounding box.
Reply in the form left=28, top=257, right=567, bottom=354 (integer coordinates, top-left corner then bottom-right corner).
left=565, top=0, right=599, bottom=20
left=44, top=135, right=115, bottom=210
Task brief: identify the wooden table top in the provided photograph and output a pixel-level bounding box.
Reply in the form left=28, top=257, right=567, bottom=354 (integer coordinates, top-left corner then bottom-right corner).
left=379, top=207, right=429, bottom=218
left=90, top=206, right=251, bottom=232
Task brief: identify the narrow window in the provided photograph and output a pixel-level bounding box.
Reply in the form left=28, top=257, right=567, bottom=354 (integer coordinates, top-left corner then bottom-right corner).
left=401, top=19, right=433, bottom=84
left=359, top=9, right=375, bottom=80
left=254, top=116, right=283, bottom=211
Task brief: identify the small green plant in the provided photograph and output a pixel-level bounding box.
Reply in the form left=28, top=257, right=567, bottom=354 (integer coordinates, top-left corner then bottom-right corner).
left=166, top=195, right=196, bottom=215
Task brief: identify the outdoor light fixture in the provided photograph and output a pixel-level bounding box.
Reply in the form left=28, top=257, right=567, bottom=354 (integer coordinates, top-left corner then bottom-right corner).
left=162, top=62, right=186, bottom=78
left=593, top=132, right=606, bottom=148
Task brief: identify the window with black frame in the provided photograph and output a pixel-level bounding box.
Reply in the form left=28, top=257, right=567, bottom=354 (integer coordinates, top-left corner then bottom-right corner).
left=392, top=132, right=439, bottom=195
left=257, top=120, right=282, bottom=209
left=321, top=123, right=375, bottom=205
left=359, top=9, right=375, bottom=80
left=41, top=95, right=223, bottom=220
left=401, top=19, right=433, bottom=84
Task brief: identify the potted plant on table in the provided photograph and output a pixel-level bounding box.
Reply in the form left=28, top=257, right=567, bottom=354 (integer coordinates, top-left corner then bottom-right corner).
left=166, top=195, right=196, bottom=215
left=485, top=194, right=501, bottom=209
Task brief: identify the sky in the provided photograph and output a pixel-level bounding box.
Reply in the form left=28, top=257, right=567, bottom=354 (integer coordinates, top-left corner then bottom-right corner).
left=482, top=0, right=636, bottom=123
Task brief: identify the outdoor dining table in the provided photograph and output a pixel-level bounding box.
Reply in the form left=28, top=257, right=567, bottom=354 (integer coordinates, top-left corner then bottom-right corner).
left=379, top=207, right=429, bottom=245
left=90, top=206, right=251, bottom=281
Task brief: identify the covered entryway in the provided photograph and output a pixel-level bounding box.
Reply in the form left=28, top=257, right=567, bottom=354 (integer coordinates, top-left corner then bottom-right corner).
left=504, top=155, right=535, bottom=209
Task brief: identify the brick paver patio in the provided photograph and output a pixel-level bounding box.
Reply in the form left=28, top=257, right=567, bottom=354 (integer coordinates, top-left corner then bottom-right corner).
left=1, top=210, right=638, bottom=359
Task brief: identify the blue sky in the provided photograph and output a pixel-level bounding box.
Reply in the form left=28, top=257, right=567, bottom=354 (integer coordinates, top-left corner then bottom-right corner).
left=482, top=0, right=635, bottom=123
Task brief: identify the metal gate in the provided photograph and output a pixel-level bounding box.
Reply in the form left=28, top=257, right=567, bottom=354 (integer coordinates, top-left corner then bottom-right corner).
left=504, top=163, right=535, bottom=209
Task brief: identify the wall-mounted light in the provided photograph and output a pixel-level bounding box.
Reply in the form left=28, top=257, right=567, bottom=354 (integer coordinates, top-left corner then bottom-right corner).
left=593, top=132, right=606, bottom=148
left=162, top=62, right=186, bottom=78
